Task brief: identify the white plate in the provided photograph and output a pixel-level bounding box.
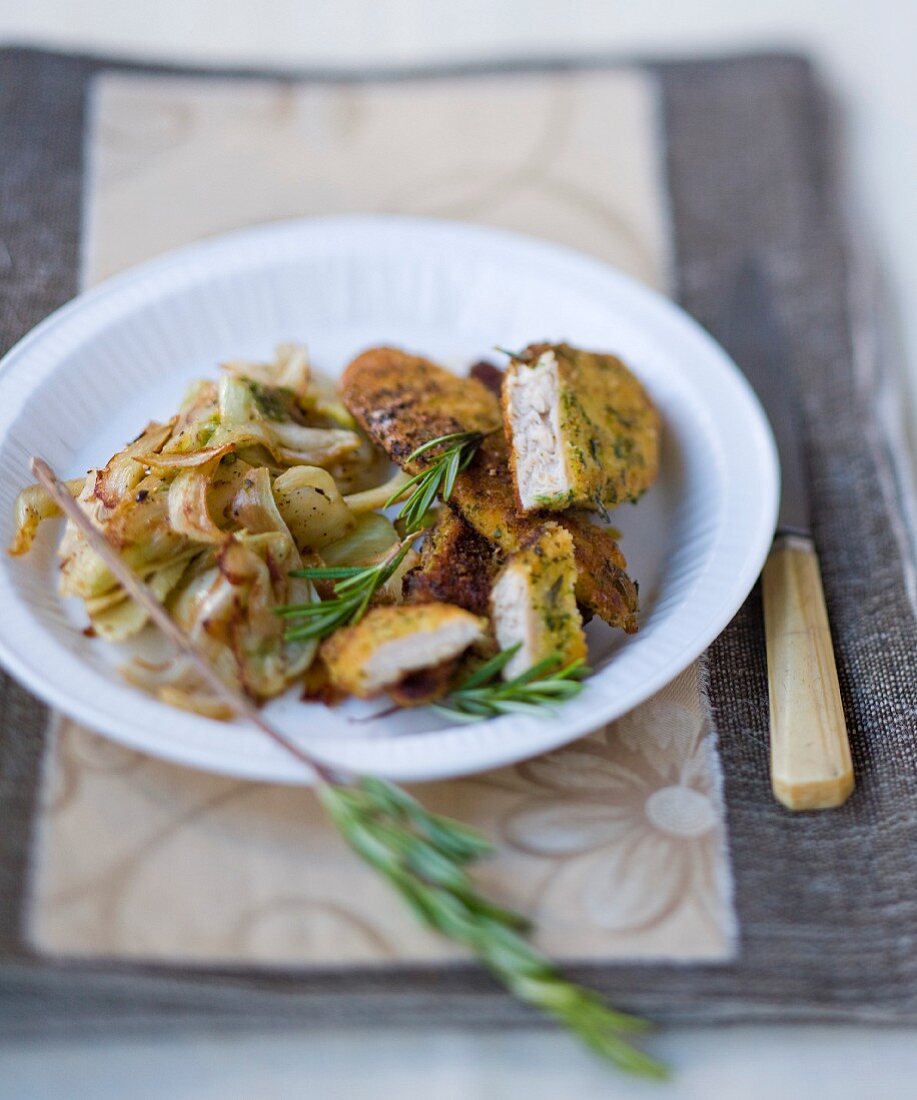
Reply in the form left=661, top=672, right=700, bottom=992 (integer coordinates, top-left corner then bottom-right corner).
left=0, top=216, right=778, bottom=784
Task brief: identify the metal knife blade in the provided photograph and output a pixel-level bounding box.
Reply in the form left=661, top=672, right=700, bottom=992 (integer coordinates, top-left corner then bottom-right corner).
left=721, top=258, right=811, bottom=537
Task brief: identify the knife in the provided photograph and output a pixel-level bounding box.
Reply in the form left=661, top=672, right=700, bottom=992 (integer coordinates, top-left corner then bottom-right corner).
left=723, top=259, right=854, bottom=810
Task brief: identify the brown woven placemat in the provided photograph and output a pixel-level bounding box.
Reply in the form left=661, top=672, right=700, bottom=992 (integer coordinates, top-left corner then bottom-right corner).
left=0, top=47, right=915, bottom=1035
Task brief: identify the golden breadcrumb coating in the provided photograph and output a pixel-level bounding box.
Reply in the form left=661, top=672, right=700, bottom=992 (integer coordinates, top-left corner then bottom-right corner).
left=451, top=435, right=639, bottom=632
left=341, top=346, right=641, bottom=634
left=340, top=347, right=501, bottom=470
left=502, top=343, right=659, bottom=513
left=404, top=507, right=499, bottom=616
left=320, top=602, right=487, bottom=698
left=490, top=523, right=587, bottom=679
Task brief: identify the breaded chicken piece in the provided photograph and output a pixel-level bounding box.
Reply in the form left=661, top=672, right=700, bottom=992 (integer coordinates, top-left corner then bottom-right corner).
left=320, top=603, right=487, bottom=699
left=561, top=513, right=639, bottom=634
left=451, top=435, right=639, bottom=632
left=490, top=523, right=587, bottom=680
left=502, top=343, right=660, bottom=514
left=340, top=347, right=502, bottom=470
left=450, top=434, right=529, bottom=554
left=404, top=507, right=499, bottom=616
left=340, top=346, right=640, bottom=633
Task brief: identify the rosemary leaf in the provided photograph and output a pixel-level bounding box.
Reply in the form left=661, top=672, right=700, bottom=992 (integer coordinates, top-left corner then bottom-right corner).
left=278, top=539, right=413, bottom=642
left=433, top=648, right=590, bottom=722
left=386, top=431, right=485, bottom=534
left=494, top=345, right=528, bottom=363
left=289, top=566, right=367, bottom=580
left=455, top=645, right=520, bottom=689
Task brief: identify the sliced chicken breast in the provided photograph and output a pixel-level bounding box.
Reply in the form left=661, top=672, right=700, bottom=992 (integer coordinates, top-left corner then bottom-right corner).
left=339, top=345, right=641, bottom=634
left=340, top=347, right=501, bottom=470
left=502, top=352, right=570, bottom=511
left=403, top=507, right=499, bottom=616
left=451, top=435, right=639, bottom=632
left=561, top=512, right=639, bottom=634
left=320, top=602, right=487, bottom=699
left=490, top=523, right=587, bottom=680
left=502, top=343, right=660, bottom=514
left=449, top=433, right=530, bottom=555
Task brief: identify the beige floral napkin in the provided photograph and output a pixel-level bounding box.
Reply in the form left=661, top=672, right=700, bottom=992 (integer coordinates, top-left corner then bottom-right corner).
left=28, top=67, right=735, bottom=966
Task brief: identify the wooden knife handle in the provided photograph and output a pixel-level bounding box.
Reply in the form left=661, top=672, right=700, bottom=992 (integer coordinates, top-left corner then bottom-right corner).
left=761, top=534, right=854, bottom=811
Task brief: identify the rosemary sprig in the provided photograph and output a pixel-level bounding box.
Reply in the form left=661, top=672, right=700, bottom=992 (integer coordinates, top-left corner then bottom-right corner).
left=320, top=776, right=667, bottom=1079
left=385, top=430, right=484, bottom=533
left=278, top=538, right=414, bottom=642
left=433, top=645, right=590, bottom=722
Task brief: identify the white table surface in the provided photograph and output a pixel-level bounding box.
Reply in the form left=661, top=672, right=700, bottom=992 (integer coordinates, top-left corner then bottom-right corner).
left=0, top=2, right=915, bottom=1096
left=2, top=1024, right=916, bottom=1100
